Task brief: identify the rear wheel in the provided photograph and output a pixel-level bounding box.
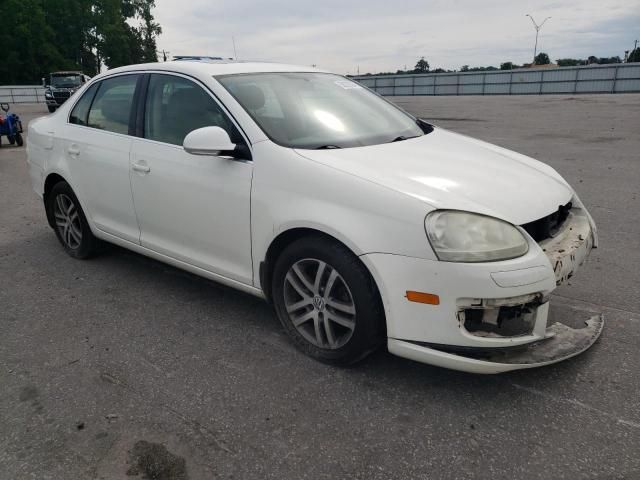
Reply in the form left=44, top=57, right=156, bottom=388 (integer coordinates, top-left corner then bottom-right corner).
left=272, top=236, right=385, bottom=365
left=46, top=181, right=99, bottom=259
left=8, top=135, right=15, bottom=145
left=14, top=132, right=23, bottom=146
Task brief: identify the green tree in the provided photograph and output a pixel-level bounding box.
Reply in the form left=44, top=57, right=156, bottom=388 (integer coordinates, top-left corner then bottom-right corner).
left=0, top=0, right=66, bottom=84
left=596, top=56, right=621, bottom=64
left=500, top=62, right=516, bottom=70
left=43, top=0, right=99, bottom=75
left=556, top=58, right=582, bottom=67
left=137, top=0, right=162, bottom=62
left=414, top=57, right=430, bottom=73
left=0, top=0, right=162, bottom=84
left=534, top=52, right=550, bottom=65
left=629, top=48, right=640, bottom=62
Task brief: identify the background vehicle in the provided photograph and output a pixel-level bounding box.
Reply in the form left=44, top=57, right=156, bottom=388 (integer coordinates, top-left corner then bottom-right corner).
left=0, top=103, right=23, bottom=147
left=42, top=71, right=91, bottom=113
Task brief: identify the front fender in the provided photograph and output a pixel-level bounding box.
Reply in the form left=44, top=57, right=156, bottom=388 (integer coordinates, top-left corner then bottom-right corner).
left=250, top=142, right=436, bottom=288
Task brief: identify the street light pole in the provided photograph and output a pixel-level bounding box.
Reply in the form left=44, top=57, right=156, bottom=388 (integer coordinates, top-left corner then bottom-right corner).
left=526, top=14, right=551, bottom=64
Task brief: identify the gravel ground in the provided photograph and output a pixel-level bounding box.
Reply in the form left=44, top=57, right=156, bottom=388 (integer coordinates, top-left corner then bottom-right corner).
left=1, top=95, right=639, bottom=480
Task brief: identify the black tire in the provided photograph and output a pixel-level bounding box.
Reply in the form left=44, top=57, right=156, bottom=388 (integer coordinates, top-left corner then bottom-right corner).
left=46, top=181, right=99, bottom=259
left=272, top=235, right=385, bottom=365
left=47, top=105, right=56, bottom=113
left=15, top=132, right=23, bottom=146
left=8, top=135, right=15, bottom=145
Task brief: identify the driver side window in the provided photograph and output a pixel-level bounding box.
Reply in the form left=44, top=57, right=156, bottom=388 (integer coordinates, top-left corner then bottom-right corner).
left=144, top=74, right=242, bottom=146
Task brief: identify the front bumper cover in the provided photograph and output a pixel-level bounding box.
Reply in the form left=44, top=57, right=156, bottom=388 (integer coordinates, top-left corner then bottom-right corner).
left=389, top=306, right=603, bottom=374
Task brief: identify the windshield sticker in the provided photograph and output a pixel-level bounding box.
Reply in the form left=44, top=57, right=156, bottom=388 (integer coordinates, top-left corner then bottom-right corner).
left=335, top=80, right=362, bottom=90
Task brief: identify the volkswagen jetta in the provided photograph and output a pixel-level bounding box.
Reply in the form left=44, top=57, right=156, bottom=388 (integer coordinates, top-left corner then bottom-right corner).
left=26, top=60, right=603, bottom=373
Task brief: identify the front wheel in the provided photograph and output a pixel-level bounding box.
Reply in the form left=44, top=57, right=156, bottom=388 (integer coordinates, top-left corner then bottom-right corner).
left=14, top=133, right=23, bottom=146
left=46, top=181, right=99, bottom=259
left=47, top=105, right=56, bottom=113
left=272, top=236, right=385, bottom=365
left=8, top=135, right=15, bottom=145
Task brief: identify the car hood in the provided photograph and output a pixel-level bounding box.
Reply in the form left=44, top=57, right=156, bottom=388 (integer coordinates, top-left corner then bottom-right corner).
left=294, top=128, right=573, bottom=225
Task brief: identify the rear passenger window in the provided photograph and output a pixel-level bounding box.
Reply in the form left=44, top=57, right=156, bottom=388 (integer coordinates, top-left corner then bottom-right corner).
left=69, top=83, right=99, bottom=126
left=144, top=74, right=242, bottom=146
left=87, top=75, right=139, bottom=135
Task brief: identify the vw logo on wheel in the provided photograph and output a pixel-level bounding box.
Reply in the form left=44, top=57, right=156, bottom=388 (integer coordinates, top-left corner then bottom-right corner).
left=312, top=296, right=325, bottom=311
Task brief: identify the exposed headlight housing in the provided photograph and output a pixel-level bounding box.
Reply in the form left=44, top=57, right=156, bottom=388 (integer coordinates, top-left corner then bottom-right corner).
left=425, top=210, right=529, bottom=262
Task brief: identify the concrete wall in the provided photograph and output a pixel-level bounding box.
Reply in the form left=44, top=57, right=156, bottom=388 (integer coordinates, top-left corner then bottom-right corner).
left=353, top=63, right=640, bottom=96
left=0, top=86, right=46, bottom=103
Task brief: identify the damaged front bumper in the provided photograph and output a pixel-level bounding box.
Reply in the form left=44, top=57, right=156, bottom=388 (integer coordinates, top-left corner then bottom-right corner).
left=362, top=203, right=603, bottom=374
left=388, top=309, right=603, bottom=374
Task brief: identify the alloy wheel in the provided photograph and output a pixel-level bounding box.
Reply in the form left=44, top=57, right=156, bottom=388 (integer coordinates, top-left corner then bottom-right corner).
left=283, top=258, right=356, bottom=349
left=53, top=193, right=83, bottom=249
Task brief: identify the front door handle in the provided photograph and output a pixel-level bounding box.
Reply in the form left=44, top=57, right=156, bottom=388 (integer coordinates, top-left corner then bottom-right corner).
left=132, top=162, right=151, bottom=173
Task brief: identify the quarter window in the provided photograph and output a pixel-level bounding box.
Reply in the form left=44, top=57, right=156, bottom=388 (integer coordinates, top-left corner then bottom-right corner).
left=87, top=75, right=139, bottom=135
left=69, top=83, right=100, bottom=126
left=144, top=74, right=242, bottom=146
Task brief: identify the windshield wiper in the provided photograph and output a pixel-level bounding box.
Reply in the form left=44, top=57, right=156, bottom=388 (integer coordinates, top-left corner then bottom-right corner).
left=390, top=135, right=420, bottom=143
left=314, top=145, right=341, bottom=149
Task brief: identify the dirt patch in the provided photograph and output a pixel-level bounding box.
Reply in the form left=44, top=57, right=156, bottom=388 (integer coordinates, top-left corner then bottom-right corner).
left=18, top=385, right=44, bottom=414
left=126, top=440, right=188, bottom=480
left=19, top=385, right=39, bottom=402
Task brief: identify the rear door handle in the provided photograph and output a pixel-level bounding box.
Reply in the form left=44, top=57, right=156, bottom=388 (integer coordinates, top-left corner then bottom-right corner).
left=132, top=161, right=151, bottom=173
left=67, top=144, right=80, bottom=156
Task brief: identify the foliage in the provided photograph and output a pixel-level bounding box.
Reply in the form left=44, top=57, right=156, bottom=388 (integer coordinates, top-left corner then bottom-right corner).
left=414, top=57, right=430, bottom=73
left=0, top=0, right=162, bottom=84
left=557, top=56, right=622, bottom=66
left=500, top=62, right=518, bottom=70
left=353, top=49, right=630, bottom=78
left=461, top=65, right=498, bottom=72
left=592, top=56, right=621, bottom=64
left=556, top=58, right=585, bottom=67
left=534, top=52, right=550, bottom=65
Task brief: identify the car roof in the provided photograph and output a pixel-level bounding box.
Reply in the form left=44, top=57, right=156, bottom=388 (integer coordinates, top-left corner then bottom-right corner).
left=97, top=60, right=329, bottom=80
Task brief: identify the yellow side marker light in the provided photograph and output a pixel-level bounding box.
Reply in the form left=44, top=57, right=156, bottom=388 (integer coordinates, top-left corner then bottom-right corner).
left=406, top=291, right=440, bottom=305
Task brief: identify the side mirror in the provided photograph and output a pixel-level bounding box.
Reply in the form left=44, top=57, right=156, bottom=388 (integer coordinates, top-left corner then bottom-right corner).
left=183, top=126, right=236, bottom=156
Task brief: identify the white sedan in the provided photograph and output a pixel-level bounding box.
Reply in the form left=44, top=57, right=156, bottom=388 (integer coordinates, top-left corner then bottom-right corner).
left=26, top=60, right=603, bottom=373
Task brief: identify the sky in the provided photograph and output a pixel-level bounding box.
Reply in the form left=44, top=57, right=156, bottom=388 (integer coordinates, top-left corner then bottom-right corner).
left=153, top=0, right=640, bottom=75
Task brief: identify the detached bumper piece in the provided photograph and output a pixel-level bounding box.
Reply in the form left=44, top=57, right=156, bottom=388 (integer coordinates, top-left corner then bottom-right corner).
left=389, top=310, right=604, bottom=374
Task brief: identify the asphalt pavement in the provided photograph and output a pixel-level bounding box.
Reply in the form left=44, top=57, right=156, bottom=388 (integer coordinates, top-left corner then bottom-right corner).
left=1, top=96, right=639, bottom=479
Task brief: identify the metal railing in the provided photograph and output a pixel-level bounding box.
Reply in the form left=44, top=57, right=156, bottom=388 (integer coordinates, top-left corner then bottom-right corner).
left=352, top=63, right=640, bottom=96
left=0, top=85, right=46, bottom=103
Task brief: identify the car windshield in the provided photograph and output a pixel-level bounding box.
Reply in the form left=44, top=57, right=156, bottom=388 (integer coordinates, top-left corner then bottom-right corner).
left=51, top=75, right=82, bottom=88
left=217, top=72, right=424, bottom=149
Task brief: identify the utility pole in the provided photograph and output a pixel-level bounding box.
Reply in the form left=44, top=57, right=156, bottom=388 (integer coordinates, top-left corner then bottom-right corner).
left=232, top=36, right=238, bottom=60
left=525, top=14, right=551, bottom=64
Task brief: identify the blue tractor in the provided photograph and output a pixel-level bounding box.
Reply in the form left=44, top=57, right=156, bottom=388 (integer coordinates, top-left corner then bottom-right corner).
left=0, top=103, right=24, bottom=147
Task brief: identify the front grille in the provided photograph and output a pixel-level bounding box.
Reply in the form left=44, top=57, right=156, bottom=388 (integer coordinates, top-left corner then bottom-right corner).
left=521, top=201, right=572, bottom=242
left=53, top=91, right=71, bottom=104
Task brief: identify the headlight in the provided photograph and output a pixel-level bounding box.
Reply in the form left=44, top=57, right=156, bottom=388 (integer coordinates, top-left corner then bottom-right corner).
left=425, top=210, right=529, bottom=262
left=45, top=92, right=53, bottom=98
